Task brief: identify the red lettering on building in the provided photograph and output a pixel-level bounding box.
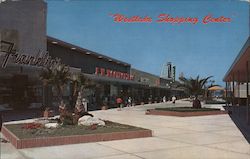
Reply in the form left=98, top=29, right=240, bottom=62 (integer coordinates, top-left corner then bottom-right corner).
left=117, top=72, right=121, bottom=78
left=112, top=71, right=116, bottom=78
left=100, top=68, right=105, bottom=76
left=95, top=67, right=134, bottom=81
left=95, top=67, right=99, bottom=74
left=106, top=69, right=111, bottom=77
left=125, top=73, right=129, bottom=80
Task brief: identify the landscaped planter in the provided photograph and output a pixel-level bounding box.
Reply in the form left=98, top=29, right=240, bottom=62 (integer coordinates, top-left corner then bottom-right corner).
left=146, top=107, right=227, bottom=117
left=2, top=122, right=152, bottom=149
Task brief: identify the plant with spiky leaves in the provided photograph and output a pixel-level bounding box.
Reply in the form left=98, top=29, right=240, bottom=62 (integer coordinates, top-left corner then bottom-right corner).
left=40, top=64, right=71, bottom=103
left=179, top=75, right=214, bottom=108
left=71, top=74, right=96, bottom=105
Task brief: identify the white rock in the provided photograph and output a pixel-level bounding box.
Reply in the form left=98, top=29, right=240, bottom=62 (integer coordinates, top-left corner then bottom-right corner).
left=45, top=123, right=59, bottom=128
left=78, top=116, right=105, bottom=126
left=34, top=119, right=50, bottom=125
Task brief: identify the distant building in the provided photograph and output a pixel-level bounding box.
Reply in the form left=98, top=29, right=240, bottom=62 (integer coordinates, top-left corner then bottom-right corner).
left=160, top=62, right=176, bottom=81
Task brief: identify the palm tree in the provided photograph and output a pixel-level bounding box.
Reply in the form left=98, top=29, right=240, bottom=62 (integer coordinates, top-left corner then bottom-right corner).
left=71, top=74, right=96, bottom=105
left=40, top=64, right=71, bottom=103
left=179, top=75, right=213, bottom=108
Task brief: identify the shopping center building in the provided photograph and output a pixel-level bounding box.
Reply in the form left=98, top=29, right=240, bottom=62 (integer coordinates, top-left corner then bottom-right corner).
left=0, top=0, right=48, bottom=109
left=0, top=0, right=184, bottom=111
left=48, top=36, right=146, bottom=110
left=47, top=36, right=184, bottom=110
left=223, top=36, right=250, bottom=124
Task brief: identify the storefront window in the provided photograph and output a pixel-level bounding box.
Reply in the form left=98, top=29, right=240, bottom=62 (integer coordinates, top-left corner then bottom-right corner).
left=110, top=84, right=118, bottom=96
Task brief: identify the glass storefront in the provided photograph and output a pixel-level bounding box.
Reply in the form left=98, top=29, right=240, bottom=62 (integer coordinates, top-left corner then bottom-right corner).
left=0, top=65, right=43, bottom=109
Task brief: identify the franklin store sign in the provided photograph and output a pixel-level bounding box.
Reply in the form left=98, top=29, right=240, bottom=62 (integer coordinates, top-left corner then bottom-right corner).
left=0, top=41, right=61, bottom=69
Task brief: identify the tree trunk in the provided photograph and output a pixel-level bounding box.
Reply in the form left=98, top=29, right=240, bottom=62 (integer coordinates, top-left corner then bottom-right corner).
left=192, top=99, right=201, bottom=108
left=56, top=84, right=63, bottom=103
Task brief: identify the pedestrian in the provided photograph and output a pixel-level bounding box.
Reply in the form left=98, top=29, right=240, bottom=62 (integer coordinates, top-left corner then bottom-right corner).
left=127, top=97, right=132, bottom=107
left=148, top=95, right=152, bottom=104
left=82, top=97, right=88, bottom=112
left=172, top=96, right=176, bottom=104
left=116, top=97, right=123, bottom=111
left=163, top=96, right=166, bottom=103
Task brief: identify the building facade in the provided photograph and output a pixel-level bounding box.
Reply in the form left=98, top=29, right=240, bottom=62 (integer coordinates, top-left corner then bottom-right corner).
left=0, top=0, right=47, bottom=54
left=47, top=36, right=143, bottom=110
left=0, top=0, right=48, bottom=109
left=224, top=36, right=250, bottom=124
left=0, top=0, right=184, bottom=111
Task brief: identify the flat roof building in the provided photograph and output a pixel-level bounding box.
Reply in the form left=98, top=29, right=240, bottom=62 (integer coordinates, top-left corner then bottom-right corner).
left=0, top=0, right=184, bottom=111
left=223, top=36, right=250, bottom=124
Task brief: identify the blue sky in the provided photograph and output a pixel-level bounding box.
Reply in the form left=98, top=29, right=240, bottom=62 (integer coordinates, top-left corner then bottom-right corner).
left=46, top=0, right=249, bottom=86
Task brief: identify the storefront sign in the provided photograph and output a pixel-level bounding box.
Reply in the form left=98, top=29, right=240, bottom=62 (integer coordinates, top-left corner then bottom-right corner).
left=0, top=40, right=61, bottom=68
left=95, top=67, right=134, bottom=80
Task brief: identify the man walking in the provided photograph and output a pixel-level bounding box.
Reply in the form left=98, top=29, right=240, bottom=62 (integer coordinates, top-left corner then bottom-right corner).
left=172, top=96, right=176, bottom=104
left=116, top=97, right=123, bottom=111
left=127, top=97, right=132, bottom=107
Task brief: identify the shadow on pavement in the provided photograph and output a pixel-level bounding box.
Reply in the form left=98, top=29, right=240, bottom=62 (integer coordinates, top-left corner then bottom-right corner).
left=1, top=109, right=49, bottom=122
left=224, top=105, right=250, bottom=144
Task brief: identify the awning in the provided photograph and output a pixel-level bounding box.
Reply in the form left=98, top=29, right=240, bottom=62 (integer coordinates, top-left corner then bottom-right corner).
left=149, top=85, right=171, bottom=90
left=223, top=37, right=250, bottom=82
left=208, top=86, right=224, bottom=91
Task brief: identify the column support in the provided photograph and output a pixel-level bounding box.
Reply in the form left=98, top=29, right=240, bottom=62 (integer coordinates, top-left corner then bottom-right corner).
left=238, top=70, right=240, bottom=116
left=232, top=74, right=235, bottom=113
left=225, top=82, right=228, bottom=107
left=246, top=61, right=249, bottom=124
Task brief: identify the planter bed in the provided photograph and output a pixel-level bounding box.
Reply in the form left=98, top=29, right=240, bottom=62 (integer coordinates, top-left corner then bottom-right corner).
left=2, top=121, right=152, bottom=149
left=146, top=107, right=227, bottom=117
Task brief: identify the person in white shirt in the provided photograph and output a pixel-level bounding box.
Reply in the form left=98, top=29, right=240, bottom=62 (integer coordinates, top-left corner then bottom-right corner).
left=172, top=96, right=176, bottom=104
left=163, top=96, right=166, bottom=103
left=127, top=97, right=132, bottom=107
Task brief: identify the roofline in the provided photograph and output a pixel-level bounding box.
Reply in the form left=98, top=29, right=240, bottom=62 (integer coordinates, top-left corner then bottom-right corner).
left=223, top=36, right=250, bottom=81
left=131, top=68, right=159, bottom=78
left=47, top=36, right=131, bottom=67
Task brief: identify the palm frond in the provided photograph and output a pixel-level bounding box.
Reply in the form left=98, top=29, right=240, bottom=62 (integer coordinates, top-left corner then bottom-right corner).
left=177, top=75, right=215, bottom=96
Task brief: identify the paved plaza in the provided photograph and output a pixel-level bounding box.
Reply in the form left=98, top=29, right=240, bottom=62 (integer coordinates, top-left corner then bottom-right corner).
left=1, top=100, right=250, bottom=159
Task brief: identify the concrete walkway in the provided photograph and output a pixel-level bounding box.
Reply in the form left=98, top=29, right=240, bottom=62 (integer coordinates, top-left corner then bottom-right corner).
left=1, top=100, right=250, bottom=159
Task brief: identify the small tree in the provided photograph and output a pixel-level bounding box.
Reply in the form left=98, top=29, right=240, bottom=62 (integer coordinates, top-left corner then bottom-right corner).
left=179, top=75, right=213, bottom=108
left=71, top=74, right=96, bottom=107
left=40, top=64, right=71, bottom=103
